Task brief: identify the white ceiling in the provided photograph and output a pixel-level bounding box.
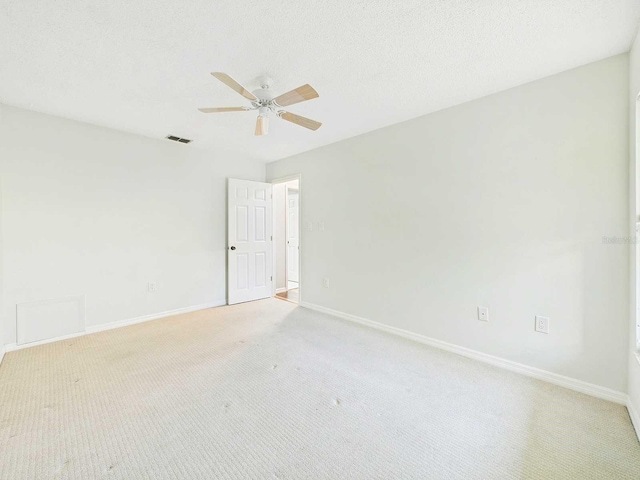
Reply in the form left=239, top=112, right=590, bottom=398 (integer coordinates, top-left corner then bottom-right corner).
left=1, top=1, right=639, bottom=163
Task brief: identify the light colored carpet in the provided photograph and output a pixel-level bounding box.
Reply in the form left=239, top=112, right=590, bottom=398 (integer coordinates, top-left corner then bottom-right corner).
left=1, top=299, right=639, bottom=479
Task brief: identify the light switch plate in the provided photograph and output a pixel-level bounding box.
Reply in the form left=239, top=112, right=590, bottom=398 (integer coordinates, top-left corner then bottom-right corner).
left=477, top=306, right=489, bottom=322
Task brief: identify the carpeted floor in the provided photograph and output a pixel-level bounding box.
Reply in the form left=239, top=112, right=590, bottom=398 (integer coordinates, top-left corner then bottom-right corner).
left=1, top=299, right=639, bottom=479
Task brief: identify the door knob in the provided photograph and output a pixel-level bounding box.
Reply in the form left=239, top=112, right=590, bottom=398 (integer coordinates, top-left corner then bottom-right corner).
left=230, top=246, right=236, bottom=251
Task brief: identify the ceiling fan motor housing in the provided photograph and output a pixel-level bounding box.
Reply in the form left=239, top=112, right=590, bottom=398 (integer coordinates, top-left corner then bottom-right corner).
left=252, top=88, right=275, bottom=102
left=252, top=86, right=277, bottom=116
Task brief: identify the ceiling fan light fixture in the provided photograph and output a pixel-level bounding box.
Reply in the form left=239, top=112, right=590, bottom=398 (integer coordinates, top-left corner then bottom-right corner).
left=255, top=115, right=269, bottom=136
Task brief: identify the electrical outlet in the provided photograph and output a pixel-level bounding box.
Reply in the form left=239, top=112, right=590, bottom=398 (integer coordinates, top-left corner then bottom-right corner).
left=477, top=306, right=489, bottom=322
left=322, top=277, right=330, bottom=288
left=535, top=315, right=549, bottom=334
left=318, top=222, right=325, bottom=232
left=148, top=282, right=157, bottom=292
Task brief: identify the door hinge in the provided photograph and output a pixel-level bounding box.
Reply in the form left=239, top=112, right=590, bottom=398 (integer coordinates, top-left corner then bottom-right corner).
left=271, top=235, right=273, bottom=241
left=270, top=276, right=273, bottom=281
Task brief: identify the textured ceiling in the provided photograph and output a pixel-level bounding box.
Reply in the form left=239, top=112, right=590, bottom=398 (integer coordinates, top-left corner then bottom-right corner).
left=1, top=1, right=639, bottom=163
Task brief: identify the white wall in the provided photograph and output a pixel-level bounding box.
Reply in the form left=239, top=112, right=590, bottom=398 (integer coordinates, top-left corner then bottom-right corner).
left=628, top=33, right=640, bottom=428
left=0, top=173, right=4, bottom=360
left=268, top=54, right=630, bottom=392
left=0, top=105, right=265, bottom=345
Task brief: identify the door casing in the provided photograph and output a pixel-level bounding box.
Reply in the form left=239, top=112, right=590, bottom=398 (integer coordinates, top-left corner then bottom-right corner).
left=270, top=174, right=302, bottom=304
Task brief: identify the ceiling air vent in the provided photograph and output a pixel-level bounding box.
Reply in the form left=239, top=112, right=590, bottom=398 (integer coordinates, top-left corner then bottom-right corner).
left=165, top=135, right=192, bottom=144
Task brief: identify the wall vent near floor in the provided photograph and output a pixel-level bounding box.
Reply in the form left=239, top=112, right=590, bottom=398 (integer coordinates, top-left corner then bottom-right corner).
left=165, top=135, right=192, bottom=144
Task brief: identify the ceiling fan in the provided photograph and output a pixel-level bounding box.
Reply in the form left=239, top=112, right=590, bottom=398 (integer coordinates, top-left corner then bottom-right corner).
left=199, top=73, right=322, bottom=136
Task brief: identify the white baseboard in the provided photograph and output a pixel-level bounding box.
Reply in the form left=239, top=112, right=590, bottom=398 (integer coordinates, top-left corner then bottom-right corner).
left=627, top=397, right=640, bottom=442
left=5, top=330, right=87, bottom=352
left=275, top=287, right=287, bottom=294
left=4, top=301, right=225, bottom=353
left=85, top=301, right=225, bottom=334
left=300, top=301, right=628, bottom=405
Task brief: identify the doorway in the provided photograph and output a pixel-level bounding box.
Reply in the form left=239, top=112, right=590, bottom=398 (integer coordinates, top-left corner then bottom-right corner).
left=272, top=176, right=300, bottom=304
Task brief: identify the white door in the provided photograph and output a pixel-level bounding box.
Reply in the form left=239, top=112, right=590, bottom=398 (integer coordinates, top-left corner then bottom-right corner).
left=228, top=179, right=273, bottom=305
left=286, top=190, right=299, bottom=284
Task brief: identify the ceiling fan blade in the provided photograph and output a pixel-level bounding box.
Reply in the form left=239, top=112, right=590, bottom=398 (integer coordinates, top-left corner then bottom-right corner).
left=211, top=72, right=257, bottom=101
left=278, top=111, right=322, bottom=131
left=198, top=107, right=250, bottom=113
left=273, top=84, right=319, bottom=107
left=255, top=116, right=269, bottom=136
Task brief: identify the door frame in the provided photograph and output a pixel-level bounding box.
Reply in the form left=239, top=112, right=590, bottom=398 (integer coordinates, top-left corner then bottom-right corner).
left=285, top=185, right=299, bottom=288
left=271, top=174, right=302, bottom=304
